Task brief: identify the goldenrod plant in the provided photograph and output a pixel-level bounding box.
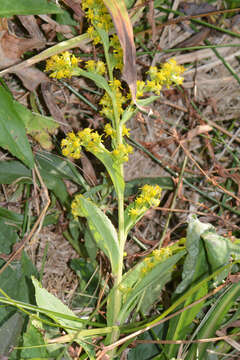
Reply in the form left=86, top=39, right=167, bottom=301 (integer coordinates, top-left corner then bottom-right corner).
left=1, top=1, right=240, bottom=360
left=44, top=0, right=186, bottom=356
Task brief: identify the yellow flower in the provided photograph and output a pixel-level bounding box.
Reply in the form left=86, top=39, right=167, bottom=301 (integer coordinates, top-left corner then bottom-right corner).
left=112, top=143, right=133, bottom=163
left=45, top=51, right=81, bottom=79
left=85, top=60, right=106, bottom=75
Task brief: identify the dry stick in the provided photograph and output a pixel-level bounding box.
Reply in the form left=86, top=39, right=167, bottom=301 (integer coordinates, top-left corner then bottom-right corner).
left=0, top=165, right=50, bottom=276
left=178, top=141, right=240, bottom=203
left=96, top=283, right=227, bottom=359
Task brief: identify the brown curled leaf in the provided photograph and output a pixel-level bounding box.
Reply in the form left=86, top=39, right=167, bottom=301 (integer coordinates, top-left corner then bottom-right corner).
left=103, top=0, right=137, bottom=102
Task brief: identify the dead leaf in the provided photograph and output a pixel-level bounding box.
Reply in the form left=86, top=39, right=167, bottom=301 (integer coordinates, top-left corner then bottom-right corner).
left=103, top=0, right=137, bottom=101
left=0, top=21, right=47, bottom=90
left=184, top=125, right=212, bottom=142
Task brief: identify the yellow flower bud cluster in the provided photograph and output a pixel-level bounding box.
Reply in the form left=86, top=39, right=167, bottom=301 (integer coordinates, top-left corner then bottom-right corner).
left=104, top=123, right=130, bottom=139
left=110, top=34, right=123, bottom=71
left=141, top=247, right=173, bottom=276
left=112, top=143, right=133, bottom=163
left=45, top=51, right=80, bottom=79
left=71, top=194, right=85, bottom=218
left=100, top=79, right=128, bottom=121
left=61, top=128, right=103, bottom=159
left=82, top=0, right=112, bottom=45
left=136, top=59, right=185, bottom=98
left=129, top=185, right=162, bottom=218
left=85, top=60, right=106, bottom=75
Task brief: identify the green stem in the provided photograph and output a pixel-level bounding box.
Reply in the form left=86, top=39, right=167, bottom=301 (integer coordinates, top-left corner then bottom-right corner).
left=107, top=164, right=125, bottom=358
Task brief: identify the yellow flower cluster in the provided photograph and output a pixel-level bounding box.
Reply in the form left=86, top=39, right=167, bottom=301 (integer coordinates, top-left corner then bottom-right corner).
left=110, top=34, right=123, bottom=70
left=45, top=51, right=80, bottom=79
left=82, top=0, right=112, bottom=45
left=85, top=60, right=106, bottom=75
left=104, top=123, right=130, bottom=139
left=141, top=247, right=173, bottom=275
left=112, top=143, right=133, bottom=163
left=100, top=79, right=128, bottom=120
left=71, top=194, right=87, bottom=218
left=61, top=128, right=103, bottom=159
left=136, top=59, right=185, bottom=98
left=129, top=185, right=162, bottom=218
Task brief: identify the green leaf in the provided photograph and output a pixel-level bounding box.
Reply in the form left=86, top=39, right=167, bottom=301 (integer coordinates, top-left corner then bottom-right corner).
left=98, top=151, right=125, bottom=194
left=70, top=258, right=99, bottom=308
left=0, top=161, right=32, bottom=184
left=0, top=252, right=38, bottom=323
left=0, top=218, right=19, bottom=255
left=37, top=166, right=71, bottom=208
left=0, top=206, right=24, bottom=226
left=14, top=102, right=59, bottom=150
left=35, top=152, right=89, bottom=189
left=79, top=69, right=113, bottom=96
left=175, top=215, right=214, bottom=294
left=32, top=277, right=83, bottom=331
left=74, top=196, right=120, bottom=273
left=0, top=312, right=24, bottom=357
left=186, top=283, right=240, bottom=360
left=165, top=217, right=213, bottom=358
left=21, top=321, right=50, bottom=358
left=0, top=85, right=34, bottom=168
left=136, top=95, right=160, bottom=106
left=0, top=0, right=63, bottom=16
left=117, top=250, right=186, bottom=324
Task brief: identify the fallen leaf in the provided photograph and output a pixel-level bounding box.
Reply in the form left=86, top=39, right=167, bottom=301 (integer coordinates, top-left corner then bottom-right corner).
left=185, top=125, right=213, bottom=142
left=0, top=18, right=47, bottom=90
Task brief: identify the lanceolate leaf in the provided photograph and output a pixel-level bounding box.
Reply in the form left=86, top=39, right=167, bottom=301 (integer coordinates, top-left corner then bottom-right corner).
left=103, top=0, right=137, bottom=100
left=175, top=215, right=214, bottom=294
left=74, top=196, right=120, bottom=274
left=186, top=283, right=240, bottom=360
left=117, top=250, right=186, bottom=324
left=0, top=85, right=34, bottom=169
left=0, top=0, right=63, bottom=16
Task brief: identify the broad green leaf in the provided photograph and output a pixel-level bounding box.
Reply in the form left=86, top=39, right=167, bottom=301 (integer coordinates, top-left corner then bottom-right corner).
left=186, top=283, right=240, bottom=360
left=202, top=230, right=240, bottom=268
left=32, top=277, right=82, bottom=331
left=74, top=196, right=120, bottom=273
left=165, top=217, right=213, bottom=358
left=0, top=252, right=38, bottom=323
left=37, top=166, right=71, bottom=208
left=13, top=102, right=59, bottom=150
left=0, top=313, right=24, bottom=357
left=0, top=161, right=31, bottom=184
left=0, top=218, right=19, bottom=255
left=0, top=206, right=24, bottom=225
left=103, top=0, right=137, bottom=100
left=116, top=250, right=186, bottom=324
left=70, top=258, right=99, bottom=308
left=21, top=321, right=50, bottom=358
left=0, top=85, right=34, bottom=169
left=128, top=326, right=163, bottom=359
left=36, top=152, right=89, bottom=189
left=0, top=0, right=63, bottom=16
left=175, top=215, right=214, bottom=294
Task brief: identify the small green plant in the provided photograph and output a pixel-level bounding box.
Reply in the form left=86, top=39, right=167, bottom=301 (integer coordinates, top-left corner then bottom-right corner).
left=43, top=0, right=185, bottom=356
